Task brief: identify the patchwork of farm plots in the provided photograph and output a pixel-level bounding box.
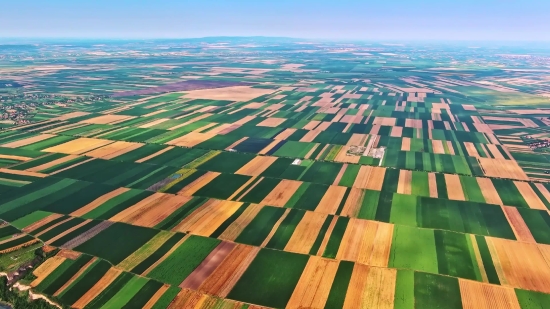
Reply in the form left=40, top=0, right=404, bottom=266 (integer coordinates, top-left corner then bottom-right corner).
left=2, top=43, right=550, bottom=308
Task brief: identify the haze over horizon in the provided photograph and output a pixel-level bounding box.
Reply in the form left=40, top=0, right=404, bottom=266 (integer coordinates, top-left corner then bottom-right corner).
left=2, top=0, right=550, bottom=41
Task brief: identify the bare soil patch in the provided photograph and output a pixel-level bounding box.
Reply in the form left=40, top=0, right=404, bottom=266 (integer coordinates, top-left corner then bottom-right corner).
left=183, top=85, right=273, bottom=101
left=180, top=241, right=236, bottom=289
left=112, top=80, right=251, bottom=97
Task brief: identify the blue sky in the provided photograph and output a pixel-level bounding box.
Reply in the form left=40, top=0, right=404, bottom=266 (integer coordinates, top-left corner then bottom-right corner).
left=2, top=0, right=549, bottom=41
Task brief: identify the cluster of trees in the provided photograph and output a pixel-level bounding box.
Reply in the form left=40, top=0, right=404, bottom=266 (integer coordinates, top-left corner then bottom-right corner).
left=0, top=247, right=68, bottom=309
left=0, top=277, right=57, bottom=309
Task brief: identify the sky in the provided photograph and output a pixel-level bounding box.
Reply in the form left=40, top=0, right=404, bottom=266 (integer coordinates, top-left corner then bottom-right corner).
left=2, top=0, right=550, bottom=41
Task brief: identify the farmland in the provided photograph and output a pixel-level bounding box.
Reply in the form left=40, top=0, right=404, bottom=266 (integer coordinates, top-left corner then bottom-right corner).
left=1, top=38, right=550, bottom=308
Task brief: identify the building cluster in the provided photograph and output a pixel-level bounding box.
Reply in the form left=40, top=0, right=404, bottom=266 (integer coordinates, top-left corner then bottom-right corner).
left=0, top=93, right=108, bottom=127
left=525, top=136, right=550, bottom=150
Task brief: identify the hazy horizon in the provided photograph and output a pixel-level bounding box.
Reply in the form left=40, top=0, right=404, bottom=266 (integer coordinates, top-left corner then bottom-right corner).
left=3, top=0, right=550, bottom=41
left=2, top=38, right=550, bottom=49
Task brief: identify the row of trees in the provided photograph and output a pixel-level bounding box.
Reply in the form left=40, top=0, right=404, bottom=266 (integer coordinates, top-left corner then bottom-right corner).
left=0, top=277, right=58, bottom=309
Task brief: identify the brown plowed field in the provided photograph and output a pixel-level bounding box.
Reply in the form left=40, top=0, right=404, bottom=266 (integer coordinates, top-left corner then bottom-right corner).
left=35, top=217, right=74, bottom=237
left=431, top=140, right=445, bottom=154
left=142, top=235, right=190, bottom=276
left=135, top=146, right=174, bottom=163
left=469, top=235, right=489, bottom=283
left=401, top=137, right=411, bottom=151
left=22, top=213, right=64, bottom=232
left=177, top=172, right=220, bottom=195
left=284, top=211, right=328, bottom=254
left=43, top=137, right=114, bottom=155
left=273, top=128, right=297, bottom=140
left=138, top=118, right=171, bottom=129
left=476, top=177, right=503, bottom=205
left=31, top=256, right=66, bottom=287
left=333, top=146, right=360, bottom=164
left=53, top=257, right=97, bottom=296
left=487, top=237, right=550, bottom=293
left=535, top=183, right=550, bottom=205
left=172, top=200, right=243, bottom=236
left=218, top=204, right=263, bottom=241
left=180, top=241, right=236, bottom=289
left=316, top=216, right=339, bottom=256
left=46, top=219, right=92, bottom=244
left=167, top=289, right=202, bottom=309
left=83, top=141, right=143, bottom=159
left=0, top=168, right=46, bottom=178
left=397, top=170, right=412, bottom=194
left=514, top=181, right=547, bottom=210
left=143, top=284, right=170, bottom=309
left=342, top=264, right=396, bottom=309
left=539, top=244, right=550, bottom=266
left=71, top=187, right=130, bottom=217
left=235, top=156, right=277, bottom=176
left=316, top=185, right=347, bottom=214
left=286, top=256, right=339, bottom=309
left=232, top=177, right=262, bottom=201
left=464, top=142, right=480, bottom=157
left=56, top=249, right=81, bottom=260
left=118, top=194, right=191, bottom=228
left=72, top=267, right=123, bottom=309
left=49, top=157, right=95, bottom=175
left=26, top=154, right=80, bottom=173
left=198, top=245, right=260, bottom=298
left=299, top=130, right=322, bottom=142
left=260, top=180, right=302, bottom=207
left=486, top=144, right=506, bottom=159
left=62, top=221, right=114, bottom=249
left=53, top=111, right=90, bottom=121
left=390, top=126, right=402, bottom=137
left=258, top=140, right=281, bottom=155
left=446, top=141, right=456, bottom=154
left=332, top=164, right=347, bottom=185
left=167, top=132, right=216, bottom=148
left=459, top=278, right=521, bottom=309
left=257, top=117, right=287, bottom=127
left=478, top=158, right=529, bottom=180
left=336, top=219, right=393, bottom=267
left=339, top=188, right=364, bottom=218
left=502, top=206, right=536, bottom=243
left=353, top=166, right=385, bottom=191
left=81, top=114, right=134, bottom=124
left=117, top=231, right=175, bottom=270
left=445, top=174, right=465, bottom=201
left=109, top=192, right=174, bottom=221
left=428, top=173, right=438, bottom=197
left=260, top=209, right=290, bottom=247
left=2, top=134, right=56, bottom=148
left=182, top=85, right=271, bottom=101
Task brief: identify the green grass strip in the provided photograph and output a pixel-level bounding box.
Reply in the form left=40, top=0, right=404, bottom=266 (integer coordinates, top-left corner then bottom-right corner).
left=308, top=215, right=334, bottom=255
left=515, top=289, right=550, bottom=309
left=322, top=217, right=349, bottom=258
left=323, top=261, right=354, bottom=309
left=84, top=272, right=134, bottom=309
left=393, top=269, right=414, bottom=309
left=475, top=235, right=500, bottom=284
left=100, top=276, right=149, bottom=309
left=10, top=210, right=53, bottom=229
left=151, top=286, right=181, bottom=309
